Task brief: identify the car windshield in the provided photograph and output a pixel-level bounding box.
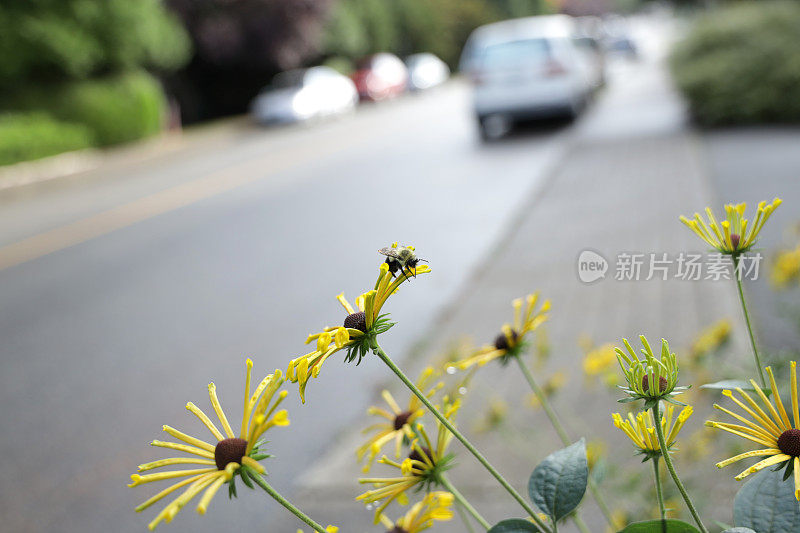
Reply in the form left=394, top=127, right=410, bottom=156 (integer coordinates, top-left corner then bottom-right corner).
left=479, top=39, right=551, bottom=68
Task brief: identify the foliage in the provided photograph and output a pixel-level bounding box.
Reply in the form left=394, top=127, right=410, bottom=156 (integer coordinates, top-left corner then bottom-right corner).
left=733, top=469, right=800, bottom=532
left=528, top=439, right=588, bottom=523
left=0, top=113, right=94, bottom=166
left=670, top=1, right=800, bottom=125
left=2, top=71, right=165, bottom=146
left=618, top=520, right=700, bottom=532
left=0, top=0, right=190, bottom=87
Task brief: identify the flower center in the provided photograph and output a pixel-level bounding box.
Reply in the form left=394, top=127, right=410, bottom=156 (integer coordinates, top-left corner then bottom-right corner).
left=730, top=233, right=741, bottom=251
left=214, top=437, right=248, bottom=470
left=494, top=329, right=519, bottom=351
left=343, top=311, right=367, bottom=332
left=393, top=410, right=413, bottom=430
left=387, top=527, right=408, bottom=533
left=778, top=429, right=800, bottom=457
left=408, top=447, right=434, bottom=466
left=641, top=374, right=668, bottom=394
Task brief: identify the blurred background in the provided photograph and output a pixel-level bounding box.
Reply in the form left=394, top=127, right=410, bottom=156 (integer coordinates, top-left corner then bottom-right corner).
left=1, top=0, right=800, bottom=531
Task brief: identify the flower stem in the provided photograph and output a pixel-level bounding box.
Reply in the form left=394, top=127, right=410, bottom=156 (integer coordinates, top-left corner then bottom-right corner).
left=373, top=342, right=552, bottom=533
left=454, top=498, right=479, bottom=533
left=733, top=254, right=767, bottom=388
left=440, top=474, right=491, bottom=530
left=652, top=456, right=666, bottom=522
left=515, top=357, right=616, bottom=527
left=651, top=402, right=707, bottom=533
left=250, top=473, right=329, bottom=532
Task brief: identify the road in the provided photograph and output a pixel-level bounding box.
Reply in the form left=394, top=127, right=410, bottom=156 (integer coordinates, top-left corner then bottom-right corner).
left=0, top=79, right=572, bottom=531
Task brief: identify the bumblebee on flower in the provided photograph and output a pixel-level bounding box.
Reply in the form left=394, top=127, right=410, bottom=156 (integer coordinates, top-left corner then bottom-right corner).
left=451, top=292, right=550, bottom=370
left=358, top=366, right=443, bottom=473
left=288, top=256, right=431, bottom=402
left=377, top=491, right=454, bottom=533
left=616, top=335, right=688, bottom=409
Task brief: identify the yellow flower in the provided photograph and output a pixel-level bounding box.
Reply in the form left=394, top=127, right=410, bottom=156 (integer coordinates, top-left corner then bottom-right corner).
left=586, top=440, right=606, bottom=471
left=612, top=404, right=693, bottom=457
left=377, top=491, right=454, bottom=532
left=584, top=343, right=618, bottom=376
left=288, top=258, right=431, bottom=402
left=358, top=398, right=460, bottom=521
left=616, top=335, right=687, bottom=405
left=451, top=292, right=550, bottom=370
left=296, top=527, right=338, bottom=533
left=473, top=397, right=509, bottom=433
left=129, top=360, right=290, bottom=530
left=707, top=363, right=800, bottom=500
left=527, top=371, right=567, bottom=409
left=680, top=198, right=782, bottom=254
left=358, top=367, right=443, bottom=472
left=690, top=319, right=731, bottom=361
left=772, top=245, right=800, bottom=287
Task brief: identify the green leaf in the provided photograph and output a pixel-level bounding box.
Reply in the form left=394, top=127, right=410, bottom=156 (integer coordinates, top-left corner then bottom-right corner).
left=528, top=438, right=588, bottom=523
left=617, top=519, right=700, bottom=532
left=487, top=519, right=540, bottom=532
left=723, top=529, right=757, bottom=533
left=734, top=468, right=800, bottom=532
left=701, top=380, right=761, bottom=393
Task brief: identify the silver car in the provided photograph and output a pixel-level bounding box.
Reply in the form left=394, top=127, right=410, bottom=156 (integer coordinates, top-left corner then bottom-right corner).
left=251, top=66, right=358, bottom=125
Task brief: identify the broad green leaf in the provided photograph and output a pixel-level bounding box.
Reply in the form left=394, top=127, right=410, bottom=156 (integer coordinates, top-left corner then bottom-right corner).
left=487, top=518, right=539, bottom=532
left=701, top=380, right=759, bottom=392
left=528, top=438, right=588, bottom=523
left=723, top=529, right=757, bottom=533
left=734, top=468, right=800, bottom=532
left=617, top=519, right=699, bottom=532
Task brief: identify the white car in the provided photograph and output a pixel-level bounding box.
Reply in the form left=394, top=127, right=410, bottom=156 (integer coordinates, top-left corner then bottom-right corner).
left=405, top=53, right=450, bottom=91
left=460, top=15, right=604, bottom=138
left=251, top=66, right=358, bottom=125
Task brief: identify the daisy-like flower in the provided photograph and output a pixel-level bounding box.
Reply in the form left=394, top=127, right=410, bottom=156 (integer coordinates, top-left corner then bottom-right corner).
left=129, top=360, right=289, bottom=530
left=616, top=335, right=688, bottom=408
left=772, top=244, right=800, bottom=288
left=288, top=258, right=431, bottom=402
left=451, top=292, right=550, bottom=370
left=357, top=398, right=460, bottom=521
left=706, top=363, right=800, bottom=500
left=612, top=404, right=694, bottom=460
left=680, top=198, right=782, bottom=255
left=357, top=366, right=443, bottom=473
left=690, top=319, right=731, bottom=361
left=377, top=491, right=454, bottom=533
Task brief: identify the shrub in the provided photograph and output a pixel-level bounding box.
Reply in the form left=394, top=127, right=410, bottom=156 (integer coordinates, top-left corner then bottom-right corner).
left=0, top=113, right=94, bottom=166
left=3, top=71, right=166, bottom=146
left=670, top=1, right=800, bottom=126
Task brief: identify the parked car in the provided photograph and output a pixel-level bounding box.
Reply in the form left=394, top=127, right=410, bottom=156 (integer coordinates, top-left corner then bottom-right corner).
left=460, top=15, right=605, bottom=139
left=405, top=53, right=450, bottom=91
left=351, top=53, right=408, bottom=102
left=250, top=66, right=358, bottom=125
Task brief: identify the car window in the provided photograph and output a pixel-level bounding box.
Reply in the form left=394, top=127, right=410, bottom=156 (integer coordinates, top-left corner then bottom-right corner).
left=479, top=39, right=551, bottom=68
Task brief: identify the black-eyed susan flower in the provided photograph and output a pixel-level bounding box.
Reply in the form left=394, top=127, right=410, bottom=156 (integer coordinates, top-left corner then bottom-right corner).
left=680, top=198, right=782, bottom=255
left=357, top=398, right=460, bottom=521
left=612, top=405, right=693, bottom=460
left=451, top=292, right=550, bottom=370
left=706, top=363, right=800, bottom=500
left=358, top=367, right=443, bottom=473
left=129, top=360, right=289, bottom=530
left=772, top=244, right=800, bottom=288
left=376, top=491, right=454, bottom=532
left=616, top=335, right=688, bottom=408
left=288, top=259, right=431, bottom=402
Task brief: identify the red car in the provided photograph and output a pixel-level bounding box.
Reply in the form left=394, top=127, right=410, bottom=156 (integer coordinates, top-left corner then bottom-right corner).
left=351, top=53, right=408, bottom=101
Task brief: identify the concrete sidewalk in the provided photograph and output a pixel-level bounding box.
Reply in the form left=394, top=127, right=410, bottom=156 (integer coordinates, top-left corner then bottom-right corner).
left=279, top=28, right=756, bottom=533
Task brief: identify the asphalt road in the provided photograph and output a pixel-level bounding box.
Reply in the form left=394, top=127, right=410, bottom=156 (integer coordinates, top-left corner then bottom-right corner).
left=0, top=80, right=573, bottom=532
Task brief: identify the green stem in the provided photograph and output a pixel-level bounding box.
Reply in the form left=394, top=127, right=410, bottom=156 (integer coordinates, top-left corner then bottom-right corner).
left=440, top=474, right=491, bottom=530
left=652, top=456, right=666, bottom=522
left=515, top=357, right=616, bottom=527
left=373, top=343, right=552, bottom=533
left=734, top=254, right=766, bottom=388
left=250, top=473, right=329, bottom=532
left=454, top=498, right=479, bottom=533
left=572, top=514, right=591, bottom=533
left=651, top=402, right=708, bottom=533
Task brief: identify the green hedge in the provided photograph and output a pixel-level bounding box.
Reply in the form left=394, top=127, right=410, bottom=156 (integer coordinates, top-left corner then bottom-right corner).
left=0, top=113, right=95, bottom=166
left=670, top=1, right=800, bottom=126
left=2, top=71, right=165, bottom=146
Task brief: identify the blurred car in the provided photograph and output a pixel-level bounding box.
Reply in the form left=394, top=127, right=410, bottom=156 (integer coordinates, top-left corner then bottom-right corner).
left=405, top=53, right=450, bottom=91
left=604, top=35, right=639, bottom=59
left=460, top=15, right=605, bottom=138
left=251, top=66, right=357, bottom=125
left=351, top=53, right=408, bottom=101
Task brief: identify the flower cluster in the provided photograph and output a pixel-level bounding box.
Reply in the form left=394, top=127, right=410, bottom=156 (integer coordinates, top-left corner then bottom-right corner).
left=680, top=198, right=782, bottom=255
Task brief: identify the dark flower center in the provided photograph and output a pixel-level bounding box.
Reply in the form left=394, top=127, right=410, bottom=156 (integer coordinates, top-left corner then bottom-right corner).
left=408, top=447, right=434, bottom=466
left=641, top=374, right=668, bottom=394
left=494, top=329, right=519, bottom=351
left=778, top=429, right=800, bottom=457
left=343, top=311, right=367, bottom=333
left=730, top=233, right=741, bottom=251
left=393, top=410, right=413, bottom=431
left=387, top=527, right=408, bottom=533
left=214, top=437, right=248, bottom=470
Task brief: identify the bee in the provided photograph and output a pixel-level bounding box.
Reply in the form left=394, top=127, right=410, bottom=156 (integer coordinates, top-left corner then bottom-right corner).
left=378, top=245, right=428, bottom=279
